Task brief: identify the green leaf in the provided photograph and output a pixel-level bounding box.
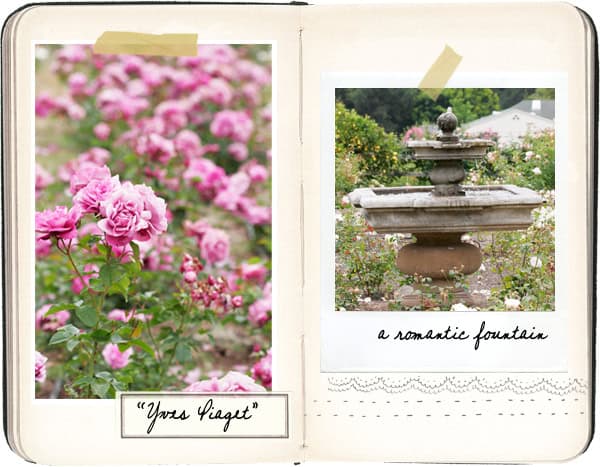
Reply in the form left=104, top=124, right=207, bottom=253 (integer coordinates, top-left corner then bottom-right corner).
left=131, top=339, right=155, bottom=358
left=45, top=303, right=77, bottom=315
left=108, top=275, right=130, bottom=300
left=72, top=375, right=94, bottom=387
left=90, top=329, right=111, bottom=342
left=96, top=243, right=109, bottom=258
left=75, top=306, right=98, bottom=328
left=66, top=338, right=79, bottom=352
left=130, top=241, right=140, bottom=262
left=99, top=263, right=126, bottom=288
left=175, top=342, right=192, bottom=363
left=49, top=324, right=80, bottom=345
left=91, top=380, right=110, bottom=398
left=110, top=333, right=128, bottom=344
left=95, top=371, right=112, bottom=380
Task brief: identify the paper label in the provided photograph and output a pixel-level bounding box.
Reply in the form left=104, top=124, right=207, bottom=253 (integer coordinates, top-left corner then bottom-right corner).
left=120, top=392, right=289, bottom=438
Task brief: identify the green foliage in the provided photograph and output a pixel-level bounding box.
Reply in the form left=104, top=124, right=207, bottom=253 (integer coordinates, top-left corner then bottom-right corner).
left=335, top=130, right=556, bottom=312
left=335, top=102, right=414, bottom=186
left=467, top=130, right=555, bottom=191
left=335, top=210, right=408, bottom=309
left=527, top=88, right=555, bottom=100
left=495, top=88, right=536, bottom=108
left=337, top=88, right=502, bottom=134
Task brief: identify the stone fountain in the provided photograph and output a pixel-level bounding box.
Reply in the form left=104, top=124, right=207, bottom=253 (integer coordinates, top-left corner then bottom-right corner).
left=348, top=108, right=543, bottom=307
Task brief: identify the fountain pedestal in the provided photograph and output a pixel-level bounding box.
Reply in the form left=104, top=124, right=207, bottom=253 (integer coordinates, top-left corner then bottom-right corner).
left=348, top=108, right=543, bottom=309
left=396, top=232, right=485, bottom=308
left=396, top=233, right=481, bottom=279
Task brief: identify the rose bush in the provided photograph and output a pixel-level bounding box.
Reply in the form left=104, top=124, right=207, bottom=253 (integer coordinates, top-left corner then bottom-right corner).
left=34, top=44, right=272, bottom=398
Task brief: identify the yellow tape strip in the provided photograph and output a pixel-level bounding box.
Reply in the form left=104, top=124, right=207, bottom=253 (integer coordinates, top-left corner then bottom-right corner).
left=93, top=32, right=198, bottom=57
left=418, top=45, right=462, bottom=100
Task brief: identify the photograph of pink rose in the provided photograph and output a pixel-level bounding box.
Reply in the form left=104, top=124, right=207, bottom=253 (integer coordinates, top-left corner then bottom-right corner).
left=34, top=44, right=272, bottom=398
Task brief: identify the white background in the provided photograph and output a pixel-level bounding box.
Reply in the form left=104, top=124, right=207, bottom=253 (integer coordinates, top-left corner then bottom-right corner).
left=1, top=0, right=598, bottom=466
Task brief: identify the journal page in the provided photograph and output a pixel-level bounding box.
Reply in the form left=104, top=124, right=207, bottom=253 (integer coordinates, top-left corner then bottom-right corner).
left=301, top=3, right=594, bottom=462
left=4, top=3, right=303, bottom=464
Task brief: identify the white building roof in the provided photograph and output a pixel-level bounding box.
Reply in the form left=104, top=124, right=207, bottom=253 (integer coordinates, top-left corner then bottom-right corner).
left=463, top=108, right=554, bottom=144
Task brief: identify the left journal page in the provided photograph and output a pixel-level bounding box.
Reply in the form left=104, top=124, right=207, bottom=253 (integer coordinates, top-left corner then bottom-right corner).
left=2, top=4, right=303, bottom=464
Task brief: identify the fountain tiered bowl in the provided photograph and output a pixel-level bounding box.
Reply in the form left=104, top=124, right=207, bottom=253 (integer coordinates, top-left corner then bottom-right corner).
left=348, top=109, right=543, bottom=307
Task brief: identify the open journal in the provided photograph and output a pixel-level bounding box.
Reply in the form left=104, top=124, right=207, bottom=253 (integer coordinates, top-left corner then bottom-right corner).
left=2, top=2, right=596, bottom=464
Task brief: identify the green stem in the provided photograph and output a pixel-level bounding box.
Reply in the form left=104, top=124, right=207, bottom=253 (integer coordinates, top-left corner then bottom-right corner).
left=145, top=319, right=162, bottom=366
left=157, top=300, right=190, bottom=389
left=58, top=239, right=87, bottom=285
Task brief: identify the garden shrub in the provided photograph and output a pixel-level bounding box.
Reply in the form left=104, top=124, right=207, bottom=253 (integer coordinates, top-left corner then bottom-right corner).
left=335, top=101, right=416, bottom=185
left=34, top=44, right=273, bottom=398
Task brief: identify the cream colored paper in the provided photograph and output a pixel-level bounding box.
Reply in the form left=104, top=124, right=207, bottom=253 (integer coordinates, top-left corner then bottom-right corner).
left=4, top=4, right=303, bottom=464
left=3, top=2, right=595, bottom=464
left=301, top=3, right=593, bottom=463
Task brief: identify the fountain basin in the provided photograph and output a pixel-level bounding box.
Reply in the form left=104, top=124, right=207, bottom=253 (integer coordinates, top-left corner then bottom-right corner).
left=348, top=184, right=543, bottom=234
left=408, top=139, right=494, bottom=160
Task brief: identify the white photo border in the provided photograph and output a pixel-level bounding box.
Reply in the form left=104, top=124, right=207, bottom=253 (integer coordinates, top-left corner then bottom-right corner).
left=320, top=72, right=568, bottom=373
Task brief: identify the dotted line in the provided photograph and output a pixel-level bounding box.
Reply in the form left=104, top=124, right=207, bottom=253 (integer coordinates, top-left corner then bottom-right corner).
left=313, top=411, right=586, bottom=419
left=312, top=397, right=582, bottom=404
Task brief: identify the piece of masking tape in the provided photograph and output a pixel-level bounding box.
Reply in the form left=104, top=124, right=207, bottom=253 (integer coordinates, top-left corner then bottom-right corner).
left=93, top=32, right=198, bottom=57
left=418, top=45, right=462, bottom=100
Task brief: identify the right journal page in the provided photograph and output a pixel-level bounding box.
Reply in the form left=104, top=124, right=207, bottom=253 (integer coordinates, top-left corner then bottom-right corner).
left=301, top=3, right=594, bottom=463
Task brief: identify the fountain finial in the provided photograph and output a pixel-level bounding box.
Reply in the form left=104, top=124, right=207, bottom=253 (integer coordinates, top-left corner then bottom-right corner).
left=436, top=107, right=459, bottom=142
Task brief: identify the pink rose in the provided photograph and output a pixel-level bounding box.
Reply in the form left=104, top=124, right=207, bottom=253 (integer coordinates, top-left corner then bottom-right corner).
left=35, top=351, right=48, bottom=383
left=183, top=368, right=202, bottom=385
left=79, top=147, right=111, bottom=166
left=56, top=45, right=86, bottom=63
left=36, top=304, right=70, bottom=332
left=73, top=175, right=120, bottom=214
left=97, top=88, right=149, bottom=120
left=237, top=197, right=271, bottom=225
left=155, top=99, right=188, bottom=133
left=102, top=343, right=133, bottom=370
left=36, top=237, right=52, bottom=257
left=174, top=129, right=202, bottom=162
left=35, top=205, right=81, bottom=241
left=97, top=182, right=146, bottom=247
left=209, top=110, right=254, bottom=143
left=183, top=158, right=227, bottom=199
left=244, top=161, right=268, bottom=183
left=199, top=228, right=230, bottom=265
left=93, top=122, right=111, bottom=140
left=251, top=349, right=272, bottom=389
left=35, top=163, right=54, bottom=197
left=227, top=142, right=249, bottom=162
left=132, top=184, right=168, bottom=242
left=70, top=163, right=112, bottom=195
left=135, top=133, right=176, bottom=164
left=248, top=296, right=271, bottom=327
left=184, top=371, right=265, bottom=392
left=35, top=93, right=58, bottom=117
left=183, top=219, right=210, bottom=239
left=214, top=172, right=250, bottom=212
left=107, top=309, right=151, bottom=323
left=240, top=263, right=267, bottom=284
left=68, top=72, right=87, bottom=96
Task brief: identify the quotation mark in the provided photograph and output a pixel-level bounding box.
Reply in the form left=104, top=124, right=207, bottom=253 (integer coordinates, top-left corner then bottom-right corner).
left=137, top=401, right=145, bottom=409
left=252, top=401, right=258, bottom=409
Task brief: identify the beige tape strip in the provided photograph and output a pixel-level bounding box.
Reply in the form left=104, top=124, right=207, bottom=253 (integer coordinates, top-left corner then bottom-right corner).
left=418, top=45, right=462, bottom=100
left=93, top=32, right=198, bottom=57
